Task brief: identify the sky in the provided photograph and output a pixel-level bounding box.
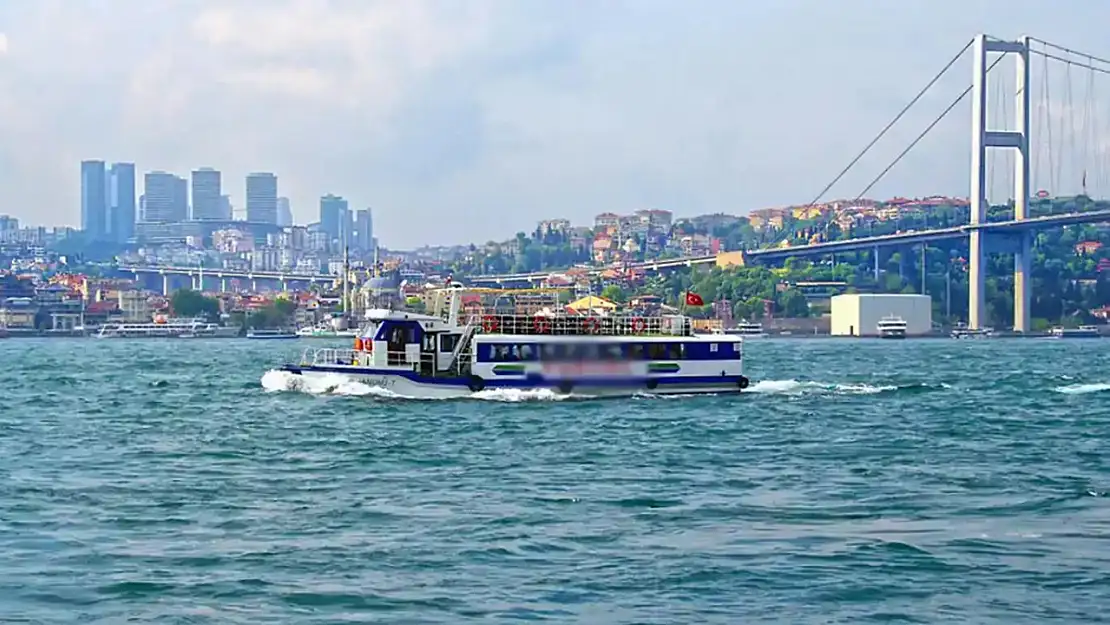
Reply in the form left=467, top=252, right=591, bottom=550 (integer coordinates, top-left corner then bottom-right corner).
left=1, top=0, right=1109, bottom=248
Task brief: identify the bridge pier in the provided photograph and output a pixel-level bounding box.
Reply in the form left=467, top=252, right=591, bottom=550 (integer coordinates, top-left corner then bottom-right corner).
left=1014, top=231, right=1032, bottom=333
left=161, top=273, right=169, bottom=297
left=873, top=246, right=880, bottom=283
left=968, top=33, right=1030, bottom=330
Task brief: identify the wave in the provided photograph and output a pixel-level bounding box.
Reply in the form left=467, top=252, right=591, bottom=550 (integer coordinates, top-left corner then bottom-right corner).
left=260, top=370, right=950, bottom=402
left=748, top=379, right=952, bottom=396
left=259, top=369, right=575, bottom=402
left=1054, top=382, right=1110, bottom=395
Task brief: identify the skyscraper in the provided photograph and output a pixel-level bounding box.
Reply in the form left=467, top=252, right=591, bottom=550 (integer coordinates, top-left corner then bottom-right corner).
left=143, top=171, right=188, bottom=223
left=80, top=160, right=108, bottom=240
left=108, top=162, right=136, bottom=244
left=319, top=194, right=350, bottom=251
left=246, top=173, right=278, bottom=224
left=277, top=196, right=293, bottom=227
left=354, top=208, right=373, bottom=251
left=191, top=168, right=224, bottom=220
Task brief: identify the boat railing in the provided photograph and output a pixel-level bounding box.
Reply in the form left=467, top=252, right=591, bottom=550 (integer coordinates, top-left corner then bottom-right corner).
left=464, top=312, right=691, bottom=336
left=301, top=347, right=419, bottom=370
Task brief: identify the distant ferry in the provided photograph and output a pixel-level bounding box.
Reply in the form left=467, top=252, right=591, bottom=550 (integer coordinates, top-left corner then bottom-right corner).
left=96, top=317, right=237, bottom=339
left=951, top=325, right=994, bottom=339
left=274, top=287, right=751, bottom=398
left=296, top=324, right=358, bottom=339
left=877, top=315, right=907, bottom=339
left=247, top=328, right=299, bottom=340
left=1049, top=325, right=1101, bottom=339
left=714, top=321, right=768, bottom=338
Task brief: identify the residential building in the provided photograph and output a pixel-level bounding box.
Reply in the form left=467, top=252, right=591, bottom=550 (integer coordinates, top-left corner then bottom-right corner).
left=594, top=212, right=620, bottom=230
left=81, top=160, right=108, bottom=239
left=191, top=168, right=224, bottom=220
left=245, top=172, right=278, bottom=224
left=108, top=162, right=136, bottom=244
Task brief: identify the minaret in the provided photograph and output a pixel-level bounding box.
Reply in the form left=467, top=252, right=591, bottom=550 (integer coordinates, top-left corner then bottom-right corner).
left=342, top=243, right=350, bottom=319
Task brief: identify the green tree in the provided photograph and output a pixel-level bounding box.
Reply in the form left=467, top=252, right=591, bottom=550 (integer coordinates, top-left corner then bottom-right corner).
left=170, top=289, right=220, bottom=321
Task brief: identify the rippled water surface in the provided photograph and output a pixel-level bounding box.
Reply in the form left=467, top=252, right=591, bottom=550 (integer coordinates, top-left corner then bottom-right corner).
left=2, top=338, right=1109, bottom=623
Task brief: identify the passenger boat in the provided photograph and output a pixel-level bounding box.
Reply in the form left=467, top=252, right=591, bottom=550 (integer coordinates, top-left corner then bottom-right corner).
left=296, top=324, right=358, bottom=338
left=1049, top=325, right=1101, bottom=339
left=275, top=287, right=750, bottom=398
left=951, top=324, right=993, bottom=339
left=877, top=315, right=907, bottom=339
left=247, top=328, right=299, bottom=340
left=95, top=317, right=238, bottom=339
left=715, top=320, right=767, bottom=338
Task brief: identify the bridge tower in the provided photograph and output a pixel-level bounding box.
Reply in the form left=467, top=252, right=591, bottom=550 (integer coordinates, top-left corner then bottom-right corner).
left=969, top=34, right=1031, bottom=331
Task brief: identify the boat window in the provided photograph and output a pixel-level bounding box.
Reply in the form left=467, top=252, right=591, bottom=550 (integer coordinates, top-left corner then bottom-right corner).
left=602, top=343, right=623, bottom=360
left=493, top=344, right=511, bottom=361
left=666, top=343, right=684, bottom=359
left=518, top=344, right=536, bottom=361
left=647, top=343, right=667, bottom=360
left=541, top=343, right=561, bottom=361
left=709, top=343, right=718, bottom=353
left=440, top=334, right=459, bottom=353
left=628, top=344, right=646, bottom=360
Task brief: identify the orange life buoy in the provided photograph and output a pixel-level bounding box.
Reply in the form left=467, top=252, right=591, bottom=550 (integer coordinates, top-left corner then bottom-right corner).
left=354, top=337, right=364, bottom=351
left=631, top=318, right=647, bottom=334
left=582, top=317, right=600, bottom=334
left=533, top=317, right=551, bottom=334
left=482, top=315, right=499, bottom=333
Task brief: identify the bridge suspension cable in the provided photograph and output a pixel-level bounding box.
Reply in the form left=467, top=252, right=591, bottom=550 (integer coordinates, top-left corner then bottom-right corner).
left=1029, top=38, right=1110, bottom=198
left=805, top=38, right=974, bottom=207
left=851, top=54, right=1007, bottom=203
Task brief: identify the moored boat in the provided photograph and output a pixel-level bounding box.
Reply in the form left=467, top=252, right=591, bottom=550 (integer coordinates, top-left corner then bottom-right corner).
left=273, top=287, right=750, bottom=398
left=247, top=328, right=299, bottom=340
left=1049, top=325, right=1101, bottom=339
left=95, top=317, right=237, bottom=339
left=877, top=315, right=907, bottom=339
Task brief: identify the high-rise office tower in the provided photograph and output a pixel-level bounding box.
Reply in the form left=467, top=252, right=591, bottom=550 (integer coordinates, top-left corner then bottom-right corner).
left=108, top=162, right=136, bottom=244
left=143, top=171, right=188, bottom=223
left=354, top=208, right=373, bottom=251
left=80, top=160, right=108, bottom=239
left=246, top=173, right=278, bottom=224
left=277, top=197, right=293, bottom=227
left=319, top=194, right=350, bottom=251
left=191, top=167, right=224, bottom=220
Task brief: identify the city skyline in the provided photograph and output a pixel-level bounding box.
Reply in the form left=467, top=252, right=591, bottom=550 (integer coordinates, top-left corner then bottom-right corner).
left=2, top=2, right=1110, bottom=247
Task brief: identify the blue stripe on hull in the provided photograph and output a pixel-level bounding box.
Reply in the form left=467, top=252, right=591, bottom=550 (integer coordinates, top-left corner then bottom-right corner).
left=281, top=364, right=745, bottom=389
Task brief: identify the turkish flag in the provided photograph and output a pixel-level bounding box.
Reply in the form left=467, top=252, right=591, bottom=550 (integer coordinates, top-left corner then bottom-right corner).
left=685, top=291, right=704, bottom=306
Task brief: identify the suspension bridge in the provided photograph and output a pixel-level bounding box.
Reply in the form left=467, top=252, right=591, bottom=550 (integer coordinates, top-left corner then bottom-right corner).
left=473, top=34, right=1110, bottom=332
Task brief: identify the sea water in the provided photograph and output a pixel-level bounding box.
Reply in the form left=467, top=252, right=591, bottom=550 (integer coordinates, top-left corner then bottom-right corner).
left=1, top=338, right=1108, bottom=623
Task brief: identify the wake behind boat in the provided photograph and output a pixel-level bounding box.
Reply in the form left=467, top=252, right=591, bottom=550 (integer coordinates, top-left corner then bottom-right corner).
left=273, top=287, right=750, bottom=398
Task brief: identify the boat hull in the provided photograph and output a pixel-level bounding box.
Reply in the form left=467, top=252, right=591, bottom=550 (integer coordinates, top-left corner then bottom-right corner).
left=278, top=364, right=748, bottom=398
